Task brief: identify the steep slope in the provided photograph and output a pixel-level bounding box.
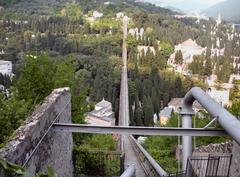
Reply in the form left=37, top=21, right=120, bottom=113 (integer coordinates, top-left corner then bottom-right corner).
left=203, top=0, right=240, bottom=23
left=0, top=0, right=174, bottom=17
left=1, top=0, right=73, bottom=15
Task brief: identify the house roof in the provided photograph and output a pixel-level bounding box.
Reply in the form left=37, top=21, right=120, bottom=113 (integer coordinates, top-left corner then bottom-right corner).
left=181, top=39, right=199, bottom=47
left=168, top=98, right=204, bottom=111
left=96, top=98, right=111, bottom=108
left=160, top=107, right=173, bottom=118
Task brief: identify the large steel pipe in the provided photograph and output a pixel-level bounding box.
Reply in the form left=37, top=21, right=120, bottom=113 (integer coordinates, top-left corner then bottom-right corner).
left=182, top=87, right=240, bottom=170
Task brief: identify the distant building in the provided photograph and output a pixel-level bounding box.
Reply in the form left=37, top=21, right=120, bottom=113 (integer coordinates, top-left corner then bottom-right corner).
left=86, top=98, right=115, bottom=126
left=168, top=98, right=204, bottom=113
left=92, top=11, right=103, bottom=18
left=104, top=1, right=113, bottom=5
left=0, top=60, right=12, bottom=76
left=216, top=13, right=222, bottom=26
left=211, top=48, right=225, bottom=57
left=159, top=107, right=173, bottom=125
left=207, top=88, right=230, bottom=107
left=168, top=39, right=206, bottom=65
left=0, top=49, right=5, bottom=55
left=174, top=11, right=209, bottom=21
left=116, top=12, right=124, bottom=19
left=229, top=74, right=240, bottom=84
left=205, top=75, right=218, bottom=87
left=0, top=84, right=4, bottom=91
left=0, top=6, right=4, bottom=12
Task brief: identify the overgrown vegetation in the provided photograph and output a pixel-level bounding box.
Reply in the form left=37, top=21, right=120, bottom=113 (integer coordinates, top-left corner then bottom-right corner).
left=0, top=158, right=58, bottom=177
left=0, top=0, right=240, bottom=175
left=144, top=113, right=229, bottom=173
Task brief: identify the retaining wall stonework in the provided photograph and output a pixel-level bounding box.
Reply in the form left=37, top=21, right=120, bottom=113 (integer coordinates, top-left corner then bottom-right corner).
left=0, top=88, right=73, bottom=177
left=230, top=141, right=240, bottom=177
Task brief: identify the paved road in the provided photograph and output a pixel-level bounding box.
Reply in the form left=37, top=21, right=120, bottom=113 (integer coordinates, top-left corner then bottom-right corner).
left=119, top=16, right=147, bottom=177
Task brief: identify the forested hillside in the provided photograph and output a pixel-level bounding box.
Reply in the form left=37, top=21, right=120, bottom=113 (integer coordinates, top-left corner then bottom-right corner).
left=0, top=0, right=240, bottom=175
left=0, top=0, right=239, bottom=143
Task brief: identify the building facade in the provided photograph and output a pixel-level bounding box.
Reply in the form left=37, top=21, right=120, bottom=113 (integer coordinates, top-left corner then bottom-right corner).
left=0, top=60, right=12, bottom=75
left=86, top=98, right=115, bottom=126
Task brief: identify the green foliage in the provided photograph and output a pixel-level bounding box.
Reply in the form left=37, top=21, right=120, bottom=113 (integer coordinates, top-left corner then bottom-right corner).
left=17, top=54, right=55, bottom=104
left=0, top=158, right=58, bottom=177
left=174, top=50, right=183, bottom=65
left=73, top=147, right=121, bottom=177
left=144, top=113, right=229, bottom=173
left=73, top=135, right=119, bottom=177
left=0, top=92, right=30, bottom=146
left=59, top=4, right=83, bottom=21
left=229, top=85, right=240, bottom=119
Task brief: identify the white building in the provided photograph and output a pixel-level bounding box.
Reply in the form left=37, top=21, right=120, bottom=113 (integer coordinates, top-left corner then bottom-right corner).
left=0, top=49, right=5, bottom=55
left=205, top=75, right=218, bottom=87
left=116, top=12, right=124, bottom=19
left=92, top=11, right=103, bottom=18
left=174, top=11, right=209, bottom=21
left=0, top=84, right=4, bottom=91
left=168, top=98, right=204, bottom=113
left=207, top=87, right=230, bottom=107
left=216, top=13, right=222, bottom=26
left=211, top=48, right=225, bottom=57
left=0, top=6, right=4, bottom=12
left=0, top=60, right=12, bottom=76
left=168, top=39, right=206, bottom=65
left=86, top=98, right=115, bottom=126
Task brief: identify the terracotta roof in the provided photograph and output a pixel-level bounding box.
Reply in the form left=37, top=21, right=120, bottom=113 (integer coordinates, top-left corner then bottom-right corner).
left=181, top=39, right=199, bottom=47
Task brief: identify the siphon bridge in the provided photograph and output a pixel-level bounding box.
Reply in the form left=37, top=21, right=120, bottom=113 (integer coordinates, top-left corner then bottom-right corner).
left=18, top=17, right=240, bottom=177
left=118, top=16, right=152, bottom=177
left=53, top=17, right=240, bottom=177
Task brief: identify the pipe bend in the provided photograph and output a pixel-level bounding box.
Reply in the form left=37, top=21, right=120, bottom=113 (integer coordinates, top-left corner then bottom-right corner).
left=182, top=87, right=240, bottom=144
left=182, top=87, right=202, bottom=112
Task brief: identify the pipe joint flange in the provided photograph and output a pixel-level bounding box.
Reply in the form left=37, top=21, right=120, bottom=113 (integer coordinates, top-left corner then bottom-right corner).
left=179, top=110, right=195, bottom=116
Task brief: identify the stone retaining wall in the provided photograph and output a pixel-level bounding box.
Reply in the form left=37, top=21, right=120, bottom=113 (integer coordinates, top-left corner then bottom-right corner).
left=0, top=88, right=73, bottom=177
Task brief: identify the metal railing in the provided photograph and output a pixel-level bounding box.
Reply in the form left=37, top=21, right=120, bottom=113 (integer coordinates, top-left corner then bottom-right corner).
left=129, top=135, right=168, bottom=177
left=163, top=172, right=186, bottom=177
left=181, top=87, right=240, bottom=170
left=186, top=154, right=232, bottom=177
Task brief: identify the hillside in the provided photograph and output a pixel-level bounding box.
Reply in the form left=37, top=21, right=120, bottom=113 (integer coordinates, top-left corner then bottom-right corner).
left=203, top=0, right=240, bottom=23
left=0, top=0, right=174, bottom=17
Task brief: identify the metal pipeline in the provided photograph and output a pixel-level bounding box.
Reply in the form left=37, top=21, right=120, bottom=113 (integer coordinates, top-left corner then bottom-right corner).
left=120, top=164, right=136, bottom=177
left=182, top=87, right=240, bottom=170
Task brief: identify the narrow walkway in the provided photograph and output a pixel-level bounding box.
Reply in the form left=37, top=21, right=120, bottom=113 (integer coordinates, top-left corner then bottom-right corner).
left=118, top=16, right=147, bottom=177
left=123, top=135, right=147, bottom=177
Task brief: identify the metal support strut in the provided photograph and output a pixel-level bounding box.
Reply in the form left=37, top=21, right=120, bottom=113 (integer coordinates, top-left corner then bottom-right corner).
left=180, top=110, right=194, bottom=172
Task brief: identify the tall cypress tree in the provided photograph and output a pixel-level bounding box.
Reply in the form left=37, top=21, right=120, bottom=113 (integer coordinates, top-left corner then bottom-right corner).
left=175, top=50, right=183, bottom=65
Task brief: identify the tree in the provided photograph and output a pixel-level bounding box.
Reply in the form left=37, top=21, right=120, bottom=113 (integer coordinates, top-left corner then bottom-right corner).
left=142, top=95, right=154, bottom=126
left=16, top=54, right=55, bottom=103
left=54, top=60, right=75, bottom=88
left=204, top=57, right=212, bottom=76
left=175, top=50, right=183, bottom=65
